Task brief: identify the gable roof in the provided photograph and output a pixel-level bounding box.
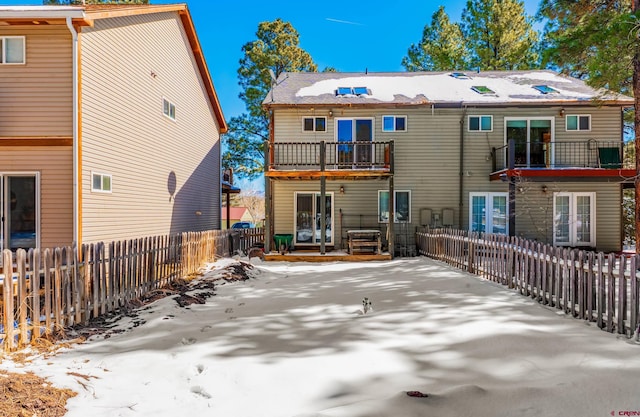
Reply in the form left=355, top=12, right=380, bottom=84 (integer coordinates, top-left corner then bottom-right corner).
left=263, top=70, right=633, bottom=109
left=0, top=4, right=227, bottom=132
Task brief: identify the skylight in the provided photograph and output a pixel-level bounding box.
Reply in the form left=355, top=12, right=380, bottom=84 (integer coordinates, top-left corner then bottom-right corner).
left=471, top=85, right=495, bottom=95
left=336, top=87, right=352, bottom=96
left=353, top=86, right=369, bottom=95
left=450, top=72, right=470, bottom=79
left=533, top=85, right=559, bottom=94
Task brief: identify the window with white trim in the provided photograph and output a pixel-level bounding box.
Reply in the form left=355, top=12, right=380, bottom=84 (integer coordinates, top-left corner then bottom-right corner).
left=303, top=117, right=326, bottom=132
left=469, top=192, right=508, bottom=234
left=1, top=36, right=25, bottom=64
left=92, top=172, right=112, bottom=193
left=163, top=98, right=176, bottom=120
left=553, top=192, right=595, bottom=246
left=382, top=115, right=407, bottom=132
left=378, top=190, right=411, bottom=223
left=566, top=115, right=590, bottom=131
left=468, top=115, right=492, bottom=132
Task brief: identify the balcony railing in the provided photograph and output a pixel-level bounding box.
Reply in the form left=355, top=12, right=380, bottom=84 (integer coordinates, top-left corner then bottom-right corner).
left=267, top=140, right=394, bottom=172
left=492, top=139, right=628, bottom=172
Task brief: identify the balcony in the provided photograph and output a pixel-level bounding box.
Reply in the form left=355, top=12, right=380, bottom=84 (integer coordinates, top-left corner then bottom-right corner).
left=490, top=139, right=634, bottom=183
left=266, top=140, right=394, bottom=180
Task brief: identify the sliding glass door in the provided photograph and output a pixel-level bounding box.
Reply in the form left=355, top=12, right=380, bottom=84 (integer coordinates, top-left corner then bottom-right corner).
left=0, top=174, right=39, bottom=251
left=336, top=118, right=373, bottom=167
left=295, top=192, right=333, bottom=245
left=505, top=118, right=553, bottom=167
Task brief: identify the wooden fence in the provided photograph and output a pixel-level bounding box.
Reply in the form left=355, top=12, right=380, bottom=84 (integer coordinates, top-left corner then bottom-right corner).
left=416, top=229, right=640, bottom=339
left=0, top=228, right=265, bottom=351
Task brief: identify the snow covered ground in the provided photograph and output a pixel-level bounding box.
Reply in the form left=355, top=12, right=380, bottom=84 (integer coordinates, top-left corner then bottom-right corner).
left=2, top=256, right=640, bottom=417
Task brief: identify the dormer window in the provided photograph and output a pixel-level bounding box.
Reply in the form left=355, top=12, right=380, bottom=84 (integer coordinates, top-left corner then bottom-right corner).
left=533, top=85, right=559, bottom=94
left=472, top=86, right=495, bottom=95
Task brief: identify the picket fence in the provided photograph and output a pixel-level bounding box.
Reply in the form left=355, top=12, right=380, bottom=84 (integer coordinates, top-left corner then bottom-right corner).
left=0, top=228, right=265, bottom=351
left=416, top=229, right=640, bottom=338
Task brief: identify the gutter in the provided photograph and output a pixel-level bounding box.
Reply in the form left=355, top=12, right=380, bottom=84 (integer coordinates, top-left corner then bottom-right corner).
left=66, top=17, right=79, bottom=245
left=459, top=106, right=467, bottom=228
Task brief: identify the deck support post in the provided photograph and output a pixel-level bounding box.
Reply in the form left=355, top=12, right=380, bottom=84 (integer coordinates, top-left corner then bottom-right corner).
left=320, top=141, right=326, bottom=255
left=264, top=140, right=272, bottom=253
left=388, top=175, right=395, bottom=258
left=508, top=138, right=516, bottom=237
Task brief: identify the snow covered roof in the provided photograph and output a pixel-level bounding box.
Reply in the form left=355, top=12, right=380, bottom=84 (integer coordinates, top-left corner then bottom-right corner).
left=263, top=70, right=633, bottom=108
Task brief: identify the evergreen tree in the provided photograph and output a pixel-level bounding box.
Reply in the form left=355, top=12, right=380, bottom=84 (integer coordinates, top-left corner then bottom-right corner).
left=224, top=19, right=317, bottom=178
left=462, top=0, right=539, bottom=70
left=402, top=6, right=469, bottom=71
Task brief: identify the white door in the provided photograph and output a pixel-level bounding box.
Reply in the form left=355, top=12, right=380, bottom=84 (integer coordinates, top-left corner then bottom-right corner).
left=469, top=192, right=508, bottom=235
left=554, top=192, right=595, bottom=246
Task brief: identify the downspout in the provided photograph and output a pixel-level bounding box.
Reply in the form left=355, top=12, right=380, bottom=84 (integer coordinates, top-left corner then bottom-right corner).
left=458, top=106, right=467, bottom=228
left=66, top=17, right=79, bottom=245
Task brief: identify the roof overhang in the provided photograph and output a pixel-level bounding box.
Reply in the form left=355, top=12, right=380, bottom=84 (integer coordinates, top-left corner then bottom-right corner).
left=0, top=6, right=92, bottom=26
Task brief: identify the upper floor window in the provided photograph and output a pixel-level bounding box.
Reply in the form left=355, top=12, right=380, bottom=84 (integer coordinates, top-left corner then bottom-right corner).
left=566, top=115, right=590, bottom=131
left=303, top=117, right=326, bottom=132
left=1, top=36, right=25, bottom=64
left=382, top=116, right=407, bottom=132
left=92, top=172, right=112, bottom=193
left=468, top=115, right=492, bottom=132
left=163, top=98, right=176, bottom=121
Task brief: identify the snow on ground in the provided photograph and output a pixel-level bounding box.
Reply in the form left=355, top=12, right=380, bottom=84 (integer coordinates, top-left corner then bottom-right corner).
left=2, top=257, right=640, bottom=417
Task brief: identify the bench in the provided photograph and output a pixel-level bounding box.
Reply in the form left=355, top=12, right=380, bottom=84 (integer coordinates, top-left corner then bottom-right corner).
left=347, top=230, right=381, bottom=255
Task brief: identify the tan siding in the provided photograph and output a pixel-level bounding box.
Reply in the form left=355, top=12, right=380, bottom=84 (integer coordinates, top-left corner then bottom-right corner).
left=0, top=147, right=73, bottom=248
left=80, top=12, right=221, bottom=243
left=272, top=104, right=625, bottom=251
left=0, top=26, right=72, bottom=137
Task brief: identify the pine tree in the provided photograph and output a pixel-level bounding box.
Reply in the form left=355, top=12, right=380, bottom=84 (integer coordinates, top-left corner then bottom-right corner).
left=224, top=19, right=317, bottom=178
left=462, top=0, right=539, bottom=70
left=402, top=6, right=469, bottom=71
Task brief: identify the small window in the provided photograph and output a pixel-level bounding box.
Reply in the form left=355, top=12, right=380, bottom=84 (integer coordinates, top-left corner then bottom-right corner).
left=92, top=172, right=112, bottom=193
left=468, top=115, right=493, bottom=132
left=1, top=36, right=25, bottom=64
left=336, top=87, right=352, bottom=96
left=566, top=115, right=590, bottom=131
left=471, top=85, right=495, bottom=95
left=378, top=190, right=411, bottom=223
left=533, top=85, right=559, bottom=94
left=382, top=116, right=407, bottom=132
left=163, top=98, right=176, bottom=120
left=303, top=117, right=326, bottom=132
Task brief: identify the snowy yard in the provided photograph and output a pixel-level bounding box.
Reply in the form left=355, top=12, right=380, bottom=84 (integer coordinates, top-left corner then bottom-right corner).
left=2, top=256, right=640, bottom=417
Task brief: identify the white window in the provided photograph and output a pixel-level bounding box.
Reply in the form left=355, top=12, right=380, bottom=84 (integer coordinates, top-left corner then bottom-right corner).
left=302, top=117, right=326, bottom=132
left=469, top=192, right=508, bottom=234
left=1, top=36, right=25, bottom=64
left=566, top=115, right=590, bottom=131
left=378, top=190, right=411, bottom=223
left=469, top=115, right=493, bottom=132
left=382, top=116, right=407, bottom=132
left=163, top=98, right=176, bottom=120
left=92, top=172, right=112, bottom=193
left=553, top=192, right=595, bottom=246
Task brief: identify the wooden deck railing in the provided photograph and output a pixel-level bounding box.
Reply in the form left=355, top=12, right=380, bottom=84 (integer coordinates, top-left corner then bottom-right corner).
left=0, top=228, right=265, bottom=351
left=416, top=228, right=640, bottom=339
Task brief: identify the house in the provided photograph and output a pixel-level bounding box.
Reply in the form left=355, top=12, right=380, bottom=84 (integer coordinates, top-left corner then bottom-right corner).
left=0, top=4, right=227, bottom=251
left=262, top=70, right=633, bottom=257
left=221, top=207, right=254, bottom=228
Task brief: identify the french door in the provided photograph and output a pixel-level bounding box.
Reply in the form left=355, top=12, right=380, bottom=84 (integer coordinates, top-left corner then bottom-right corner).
left=0, top=174, right=39, bottom=251
left=553, top=192, right=595, bottom=246
left=294, top=192, right=333, bottom=245
left=505, top=118, right=554, bottom=167
left=469, top=192, right=508, bottom=235
left=336, top=118, right=373, bottom=167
